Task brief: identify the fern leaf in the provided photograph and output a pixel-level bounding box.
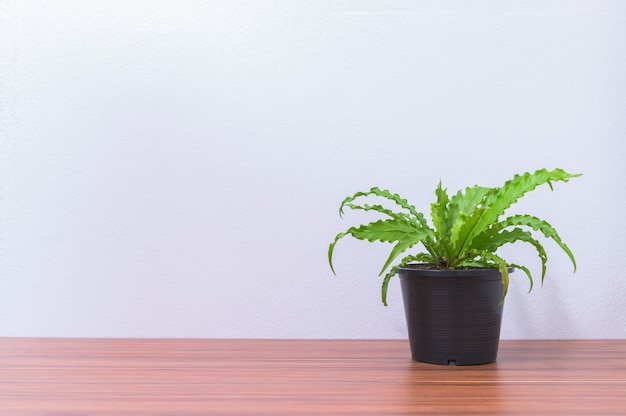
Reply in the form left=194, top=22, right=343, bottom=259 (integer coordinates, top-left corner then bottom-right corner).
left=341, top=202, right=411, bottom=221
left=379, top=230, right=433, bottom=276
left=342, top=187, right=439, bottom=257
left=457, top=259, right=496, bottom=268
left=430, top=183, right=456, bottom=261
left=508, top=263, right=534, bottom=293
left=473, top=251, right=510, bottom=304
left=381, top=253, right=434, bottom=306
left=477, top=228, right=548, bottom=282
left=339, top=187, right=422, bottom=220
left=450, top=208, right=487, bottom=264
left=446, top=185, right=493, bottom=263
left=472, top=168, right=581, bottom=242
left=430, top=182, right=450, bottom=235
left=328, top=219, right=434, bottom=276
left=458, top=258, right=533, bottom=293
left=451, top=185, right=492, bottom=216
left=497, top=214, right=577, bottom=271
left=347, top=218, right=426, bottom=243
left=328, top=231, right=349, bottom=275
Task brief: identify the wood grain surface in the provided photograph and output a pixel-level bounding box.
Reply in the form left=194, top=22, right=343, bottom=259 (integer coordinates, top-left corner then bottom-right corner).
left=1, top=338, right=625, bottom=415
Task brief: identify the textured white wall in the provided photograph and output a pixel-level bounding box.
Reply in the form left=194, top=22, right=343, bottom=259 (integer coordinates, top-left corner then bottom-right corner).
left=1, top=1, right=624, bottom=339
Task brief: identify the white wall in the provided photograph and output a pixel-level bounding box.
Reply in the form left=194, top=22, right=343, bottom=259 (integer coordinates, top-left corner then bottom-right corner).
left=1, top=0, right=624, bottom=339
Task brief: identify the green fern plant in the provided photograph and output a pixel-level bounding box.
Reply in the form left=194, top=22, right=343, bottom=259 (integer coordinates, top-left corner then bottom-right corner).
left=328, top=168, right=581, bottom=306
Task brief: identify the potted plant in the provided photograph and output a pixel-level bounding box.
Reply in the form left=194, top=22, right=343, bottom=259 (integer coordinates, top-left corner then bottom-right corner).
left=329, top=168, right=580, bottom=365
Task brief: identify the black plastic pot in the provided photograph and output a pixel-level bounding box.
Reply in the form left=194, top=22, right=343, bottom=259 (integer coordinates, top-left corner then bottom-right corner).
left=397, top=265, right=508, bottom=366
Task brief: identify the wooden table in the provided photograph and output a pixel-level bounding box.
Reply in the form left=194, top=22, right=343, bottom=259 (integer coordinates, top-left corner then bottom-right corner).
left=1, top=338, right=625, bottom=415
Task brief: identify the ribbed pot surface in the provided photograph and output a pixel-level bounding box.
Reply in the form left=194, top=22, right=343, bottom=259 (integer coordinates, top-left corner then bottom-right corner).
left=397, top=266, right=506, bottom=365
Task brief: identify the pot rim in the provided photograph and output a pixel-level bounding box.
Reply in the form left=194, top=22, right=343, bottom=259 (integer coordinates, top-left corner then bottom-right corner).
left=397, top=263, right=514, bottom=278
